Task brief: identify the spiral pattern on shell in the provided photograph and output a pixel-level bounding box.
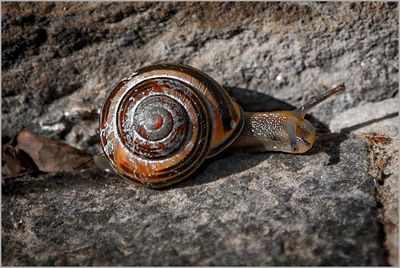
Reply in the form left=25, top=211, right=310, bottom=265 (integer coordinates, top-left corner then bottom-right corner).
left=100, top=64, right=244, bottom=188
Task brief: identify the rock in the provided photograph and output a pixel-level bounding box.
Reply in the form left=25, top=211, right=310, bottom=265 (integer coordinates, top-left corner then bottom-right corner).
left=329, top=98, right=399, bottom=135
left=330, top=97, right=399, bottom=266
left=2, top=2, right=398, bottom=150
left=2, top=2, right=398, bottom=266
left=2, top=137, right=387, bottom=265
left=363, top=132, right=399, bottom=266
left=378, top=170, right=399, bottom=266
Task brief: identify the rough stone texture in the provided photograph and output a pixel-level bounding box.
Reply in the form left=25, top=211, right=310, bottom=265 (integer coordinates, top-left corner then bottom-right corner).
left=330, top=98, right=399, bottom=266
left=2, top=2, right=398, bottom=266
left=2, top=2, right=398, bottom=152
left=376, top=146, right=399, bottom=267
left=2, top=137, right=386, bottom=266
left=329, top=98, right=399, bottom=134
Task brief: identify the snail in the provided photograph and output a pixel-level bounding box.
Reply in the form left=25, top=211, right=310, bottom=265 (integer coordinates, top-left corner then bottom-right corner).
left=98, top=63, right=346, bottom=188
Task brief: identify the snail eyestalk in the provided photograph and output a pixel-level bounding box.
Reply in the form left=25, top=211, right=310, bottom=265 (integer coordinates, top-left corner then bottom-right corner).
left=282, top=122, right=299, bottom=152
left=295, top=84, right=346, bottom=118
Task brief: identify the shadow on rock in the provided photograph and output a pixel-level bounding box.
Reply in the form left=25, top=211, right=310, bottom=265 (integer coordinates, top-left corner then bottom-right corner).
left=311, top=132, right=349, bottom=166
left=315, top=112, right=398, bottom=166
left=172, top=150, right=272, bottom=189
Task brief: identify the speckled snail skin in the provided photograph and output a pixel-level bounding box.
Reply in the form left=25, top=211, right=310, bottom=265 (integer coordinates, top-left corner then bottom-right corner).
left=99, top=63, right=346, bottom=188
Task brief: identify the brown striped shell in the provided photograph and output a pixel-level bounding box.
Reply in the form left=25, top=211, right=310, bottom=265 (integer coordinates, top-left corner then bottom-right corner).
left=99, top=64, right=244, bottom=188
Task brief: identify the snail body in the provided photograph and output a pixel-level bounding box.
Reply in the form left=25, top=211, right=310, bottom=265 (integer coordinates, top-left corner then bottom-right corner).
left=99, top=63, right=346, bottom=188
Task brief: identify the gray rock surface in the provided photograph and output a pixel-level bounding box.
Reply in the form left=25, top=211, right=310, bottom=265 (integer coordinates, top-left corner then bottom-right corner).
left=330, top=97, right=399, bottom=266
left=2, top=137, right=386, bottom=265
left=2, top=2, right=398, bottom=151
left=2, top=2, right=398, bottom=266
left=329, top=98, right=398, bottom=134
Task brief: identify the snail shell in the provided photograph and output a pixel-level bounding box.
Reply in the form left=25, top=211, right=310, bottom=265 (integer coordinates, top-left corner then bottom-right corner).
left=100, top=64, right=244, bottom=188
left=100, top=63, right=346, bottom=188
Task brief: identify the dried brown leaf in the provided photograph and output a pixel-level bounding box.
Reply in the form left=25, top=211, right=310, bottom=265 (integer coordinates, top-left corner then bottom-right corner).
left=2, top=130, right=95, bottom=177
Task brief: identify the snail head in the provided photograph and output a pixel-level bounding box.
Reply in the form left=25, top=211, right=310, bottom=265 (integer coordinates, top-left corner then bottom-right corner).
left=282, top=84, right=346, bottom=153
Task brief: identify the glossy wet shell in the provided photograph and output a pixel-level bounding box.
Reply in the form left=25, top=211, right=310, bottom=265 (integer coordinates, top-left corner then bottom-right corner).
left=100, top=64, right=244, bottom=188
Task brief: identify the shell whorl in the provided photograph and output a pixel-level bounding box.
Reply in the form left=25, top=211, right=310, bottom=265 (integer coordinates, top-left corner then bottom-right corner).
left=100, top=64, right=244, bottom=188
